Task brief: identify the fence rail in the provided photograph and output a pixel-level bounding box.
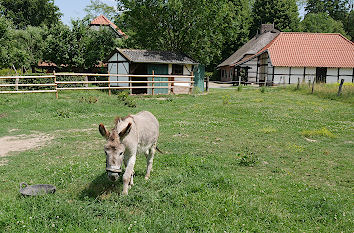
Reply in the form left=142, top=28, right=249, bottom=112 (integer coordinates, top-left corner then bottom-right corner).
left=0, top=73, right=195, bottom=98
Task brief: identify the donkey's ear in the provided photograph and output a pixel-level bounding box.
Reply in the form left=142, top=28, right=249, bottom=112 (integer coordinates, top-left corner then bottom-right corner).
left=119, top=122, right=132, bottom=138
left=99, top=124, right=110, bottom=139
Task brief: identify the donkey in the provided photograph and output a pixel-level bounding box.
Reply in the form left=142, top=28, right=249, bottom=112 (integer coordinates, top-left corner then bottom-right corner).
left=99, top=111, right=160, bottom=195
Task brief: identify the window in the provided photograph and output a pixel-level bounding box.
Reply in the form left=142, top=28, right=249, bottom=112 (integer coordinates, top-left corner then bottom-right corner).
left=172, top=64, right=183, bottom=75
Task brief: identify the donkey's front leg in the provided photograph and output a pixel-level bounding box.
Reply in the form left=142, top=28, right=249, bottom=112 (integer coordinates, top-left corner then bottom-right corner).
left=122, top=155, right=136, bottom=195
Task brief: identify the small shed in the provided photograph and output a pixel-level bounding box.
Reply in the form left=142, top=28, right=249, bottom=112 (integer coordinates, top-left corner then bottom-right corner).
left=236, top=32, right=354, bottom=85
left=105, top=48, right=202, bottom=94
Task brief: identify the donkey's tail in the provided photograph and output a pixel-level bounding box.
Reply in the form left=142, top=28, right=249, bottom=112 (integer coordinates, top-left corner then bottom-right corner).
left=156, top=146, right=163, bottom=154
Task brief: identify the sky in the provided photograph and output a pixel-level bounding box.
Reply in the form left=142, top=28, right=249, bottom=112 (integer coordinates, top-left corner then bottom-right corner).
left=55, top=0, right=116, bottom=25
left=56, top=0, right=305, bottom=26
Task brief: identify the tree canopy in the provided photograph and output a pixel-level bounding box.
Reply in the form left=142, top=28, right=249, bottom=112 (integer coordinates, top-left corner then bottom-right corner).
left=0, top=0, right=62, bottom=29
left=300, top=12, right=347, bottom=36
left=116, top=0, right=252, bottom=67
left=250, top=0, right=300, bottom=36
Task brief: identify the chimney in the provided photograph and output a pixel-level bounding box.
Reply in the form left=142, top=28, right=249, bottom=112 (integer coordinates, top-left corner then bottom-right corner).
left=260, top=23, right=275, bottom=34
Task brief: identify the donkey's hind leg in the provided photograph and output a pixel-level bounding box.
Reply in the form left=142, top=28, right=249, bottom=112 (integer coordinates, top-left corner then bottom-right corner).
left=145, top=145, right=156, bottom=180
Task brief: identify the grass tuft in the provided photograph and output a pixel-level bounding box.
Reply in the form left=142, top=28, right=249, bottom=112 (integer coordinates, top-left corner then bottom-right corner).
left=301, top=127, right=336, bottom=138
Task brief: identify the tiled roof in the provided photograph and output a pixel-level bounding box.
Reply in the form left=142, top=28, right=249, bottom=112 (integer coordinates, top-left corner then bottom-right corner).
left=218, top=26, right=280, bottom=68
left=90, top=15, right=127, bottom=38
left=116, top=48, right=198, bottom=65
left=237, top=32, right=354, bottom=68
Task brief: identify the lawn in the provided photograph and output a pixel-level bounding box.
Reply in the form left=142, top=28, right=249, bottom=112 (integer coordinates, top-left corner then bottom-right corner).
left=0, top=87, right=353, bottom=232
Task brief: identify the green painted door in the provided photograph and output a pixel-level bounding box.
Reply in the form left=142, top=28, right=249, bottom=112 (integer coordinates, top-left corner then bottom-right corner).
left=147, top=64, right=169, bottom=94
left=193, top=64, right=205, bottom=92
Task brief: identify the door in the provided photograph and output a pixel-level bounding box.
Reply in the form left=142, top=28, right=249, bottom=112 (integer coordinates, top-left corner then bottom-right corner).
left=147, top=64, right=169, bottom=94
left=316, top=67, right=327, bottom=83
left=193, top=64, right=205, bottom=91
left=130, top=63, right=148, bottom=94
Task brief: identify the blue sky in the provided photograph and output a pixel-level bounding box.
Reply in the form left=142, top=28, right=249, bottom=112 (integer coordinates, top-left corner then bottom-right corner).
left=56, top=0, right=305, bottom=25
left=55, top=0, right=116, bottom=25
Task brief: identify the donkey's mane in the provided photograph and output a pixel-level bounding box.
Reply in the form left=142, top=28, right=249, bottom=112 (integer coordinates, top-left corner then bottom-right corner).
left=114, top=115, right=132, bottom=127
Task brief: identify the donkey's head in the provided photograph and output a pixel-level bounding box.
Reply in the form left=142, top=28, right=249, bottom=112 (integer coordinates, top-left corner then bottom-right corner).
left=99, top=119, right=132, bottom=182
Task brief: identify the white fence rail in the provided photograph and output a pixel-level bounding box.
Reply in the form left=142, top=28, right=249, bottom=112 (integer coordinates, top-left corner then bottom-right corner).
left=0, top=72, right=195, bottom=98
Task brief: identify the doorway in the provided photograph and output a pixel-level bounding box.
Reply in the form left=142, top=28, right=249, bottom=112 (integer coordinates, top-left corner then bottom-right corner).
left=316, top=67, right=327, bottom=83
left=130, top=63, right=148, bottom=94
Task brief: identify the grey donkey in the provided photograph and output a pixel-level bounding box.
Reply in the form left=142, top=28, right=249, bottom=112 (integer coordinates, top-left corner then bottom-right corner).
left=99, top=111, right=161, bottom=195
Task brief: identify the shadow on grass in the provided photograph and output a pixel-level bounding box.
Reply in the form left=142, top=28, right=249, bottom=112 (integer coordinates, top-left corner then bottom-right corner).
left=79, top=172, right=123, bottom=199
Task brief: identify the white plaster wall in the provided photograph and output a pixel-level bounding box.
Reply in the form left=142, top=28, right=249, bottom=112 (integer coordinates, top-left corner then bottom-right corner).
left=175, top=64, right=193, bottom=87
left=107, top=52, right=129, bottom=87
left=289, top=67, right=303, bottom=84
left=339, top=68, right=353, bottom=83
left=273, top=67, right=289, bottom=84
left=108, top=53, right=117, bottom=62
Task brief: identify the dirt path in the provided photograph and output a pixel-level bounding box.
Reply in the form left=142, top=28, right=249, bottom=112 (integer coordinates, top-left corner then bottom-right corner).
left=0, top=134, right=53, bottom=158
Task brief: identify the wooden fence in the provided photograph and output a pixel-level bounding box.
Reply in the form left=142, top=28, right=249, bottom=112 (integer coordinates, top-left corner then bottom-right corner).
left=0, top=72, right=195, bottom=98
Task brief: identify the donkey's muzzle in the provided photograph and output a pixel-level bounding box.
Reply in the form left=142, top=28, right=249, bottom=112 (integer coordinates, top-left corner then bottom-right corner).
left=106, top=166, right=122, bottom=173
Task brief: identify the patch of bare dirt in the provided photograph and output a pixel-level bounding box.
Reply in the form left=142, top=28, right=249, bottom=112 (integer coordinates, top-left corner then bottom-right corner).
left=0, top=134, right=53, bottom=157
left=0, top=113, right=7, bottom=118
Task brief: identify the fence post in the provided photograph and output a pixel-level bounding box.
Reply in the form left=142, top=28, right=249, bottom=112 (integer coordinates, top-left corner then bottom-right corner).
left=152, top=70, right=155, bottom=95
left=189, top=72, right=194, bottom=94
left=206, top=75, right=209, bottom=92
left=84, top=76, right=88, bottom=88
left=13, top=65, right=19, bottom=91
left=311, top=79, right=315, bottom=94
left=337, top=79, right=344, bottom=96
left=296, top=78, right=300, bottom=90
left=54, top=71, right=58, bottom=99
left=108, top=81, right=111, bottom=96
left=168, top=76, right=171, bottom=94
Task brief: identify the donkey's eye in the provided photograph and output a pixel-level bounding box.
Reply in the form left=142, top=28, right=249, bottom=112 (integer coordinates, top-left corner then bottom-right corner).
left=119, top=152, right=123, bottom=156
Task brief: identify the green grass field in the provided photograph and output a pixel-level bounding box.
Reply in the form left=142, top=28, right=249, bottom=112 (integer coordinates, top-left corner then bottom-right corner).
left=0, top=87, right=353, bottom=232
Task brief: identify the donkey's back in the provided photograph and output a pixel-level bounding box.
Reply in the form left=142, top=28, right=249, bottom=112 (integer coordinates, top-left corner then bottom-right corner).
left=132, top=111, right=159, bottom=153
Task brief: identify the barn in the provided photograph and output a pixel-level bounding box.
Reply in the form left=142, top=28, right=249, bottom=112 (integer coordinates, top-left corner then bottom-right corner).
left=236, top=32, right=354, bottom=85
left=217, top=24, right=280, bottom=83
left=105, top=48, right=203, bottom=94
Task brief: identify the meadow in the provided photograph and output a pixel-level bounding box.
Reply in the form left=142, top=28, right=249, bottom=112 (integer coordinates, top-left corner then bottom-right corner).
left=0, top=87, right=353, bottom=232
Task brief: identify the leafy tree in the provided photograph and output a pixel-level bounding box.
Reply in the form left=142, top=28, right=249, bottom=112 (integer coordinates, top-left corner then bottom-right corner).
left=300, top=12, right=348, bottom=37
left=250, top=0, right=300, bottom=36
left=346, top=10, right=354, bottom=40
left=85, top=0, right=117, bottom=20
left=305, top=0, right=351, bottom=22
left=116, top=0, right=251, bottom=67
left=0, top=16, right=47, bottom=69
left=0, top=0, right=62, bottom=29
left=43, top=20, right=121, bottom=71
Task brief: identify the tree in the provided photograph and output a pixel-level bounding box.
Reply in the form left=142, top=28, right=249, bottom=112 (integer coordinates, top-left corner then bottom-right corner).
left=43, top=20, right=121, bottom=71
left=85, top=0, right=117, bottom=20
left=0, top=0, right=62, bottom=29
left=305, top=0, right=351, bottom=22
left=116, top=0, right=251, bottom=67
left=250, top=0, right=300, bottom=36
left=300, top=12, right=348, bottom=36
left=346, top=10, right=354, bottom=40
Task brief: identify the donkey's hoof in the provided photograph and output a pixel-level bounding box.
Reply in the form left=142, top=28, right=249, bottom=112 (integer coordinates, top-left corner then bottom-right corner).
left=121, top=191, right=128, bottom=195
left=144, top=176, right=149, bottom=180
